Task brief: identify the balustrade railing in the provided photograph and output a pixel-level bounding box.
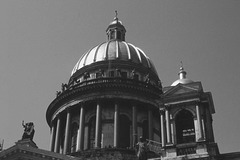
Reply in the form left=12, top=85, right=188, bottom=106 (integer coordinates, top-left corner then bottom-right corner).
left=177, top=145, right=196, bottom=155
left=146, top=139, right=162, bottom=155
left=57, top=77, right=162, bottom=97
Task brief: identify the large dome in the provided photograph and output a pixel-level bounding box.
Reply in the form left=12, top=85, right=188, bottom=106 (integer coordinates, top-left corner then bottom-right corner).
left=71, top=40, right=158, bottom=76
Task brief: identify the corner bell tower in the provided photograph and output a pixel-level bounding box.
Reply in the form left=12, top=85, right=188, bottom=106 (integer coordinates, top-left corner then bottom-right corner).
left=159, top=66, right=219, bottom=160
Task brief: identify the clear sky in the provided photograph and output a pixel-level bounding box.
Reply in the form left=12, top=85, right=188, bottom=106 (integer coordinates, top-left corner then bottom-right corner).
left=0, top=0, right=239, bottom=154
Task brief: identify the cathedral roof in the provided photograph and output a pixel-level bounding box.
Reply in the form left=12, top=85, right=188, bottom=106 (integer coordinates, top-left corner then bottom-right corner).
left=71, top=40, right=158, bottom=76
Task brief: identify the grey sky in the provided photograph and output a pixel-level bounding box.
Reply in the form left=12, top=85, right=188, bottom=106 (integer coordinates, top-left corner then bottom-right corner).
left=0, top=0, right=239, bottom=153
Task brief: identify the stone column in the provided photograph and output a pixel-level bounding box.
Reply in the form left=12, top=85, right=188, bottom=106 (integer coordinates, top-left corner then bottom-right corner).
left=132, top=105, right=137, bottom=147
left=95, top=102, right=102, bottom=148
left=114, top=102, right=119, bottom=147
left=148, top=109, right=153, bottom=140
left=54, top=116, right=61, bottom=153
left=165, top=106, right=171, bottom=144
left=50, top=122, right=56, bottom=152
left=196, top=103, right=203, bottom=141
left=160, top=108, right=166, bottom=147
left=78, top=105, right=85, bottom=151
left=63, top=109, right=71, bottom=154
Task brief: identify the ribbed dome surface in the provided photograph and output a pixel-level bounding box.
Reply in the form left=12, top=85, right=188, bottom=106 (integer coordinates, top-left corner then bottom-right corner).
left=71, top=40, right=158, bottom=76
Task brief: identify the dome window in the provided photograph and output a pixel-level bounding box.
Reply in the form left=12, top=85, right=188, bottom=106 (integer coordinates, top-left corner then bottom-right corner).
left=117, top=31, right=122, bottom=40
left=109, top=70, right=115, bottom=77
left=120, top=71, right=127, bottom=78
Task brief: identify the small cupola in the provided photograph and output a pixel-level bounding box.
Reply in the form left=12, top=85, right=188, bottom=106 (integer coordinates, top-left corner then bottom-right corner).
left=106, top=11, right=126, bottom=41
left=171, top=62, right=194, bottom=86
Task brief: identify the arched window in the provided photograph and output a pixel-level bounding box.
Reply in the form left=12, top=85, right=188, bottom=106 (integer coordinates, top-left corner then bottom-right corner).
left=176, top=110, right=195, bottom=144
left=110, top=30, right=115, bottom=39
left=88, top=116, right=96, bottom=149
left=70, top=122, right=79, bottom=153
left=117, top=31, right=122, bottom=40
left=119, top=115, right=130, bottom=148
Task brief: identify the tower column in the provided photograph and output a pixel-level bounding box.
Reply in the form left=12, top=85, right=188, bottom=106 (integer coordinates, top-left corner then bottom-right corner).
left=196, top=103, right=204, bottom=141
left=114, top=102, right=119, bottom=147
left=160, top=108, right=166, bottom=147
left=50, top=121, right=56, bottom=152
left=170, top=114, right=176, bottom=144
left=202, top=117, right=206, bottom=140
left=54, top=116, right=61, bottom=153
left=63, top=109, right=71, bottom=154
left=132, top=105, right=137, bottom=147
left=148, top=109, right=153, bottom=140
left=95, top=102, right=102, bottom=148
left=165, top=106, right=172, bottom=144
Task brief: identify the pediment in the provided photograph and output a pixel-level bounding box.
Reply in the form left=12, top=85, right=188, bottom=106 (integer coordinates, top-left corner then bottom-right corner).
left=164, top=82, right=202, bottom=97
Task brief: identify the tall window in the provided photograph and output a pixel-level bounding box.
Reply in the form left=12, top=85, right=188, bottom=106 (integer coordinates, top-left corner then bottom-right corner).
left=88, top=116, right=96, bottom=149
left=71, top=122, right=79, bottom=153
left=119, top=115, right=130, bottom=148
left=176, top=110, right=195, bottom=144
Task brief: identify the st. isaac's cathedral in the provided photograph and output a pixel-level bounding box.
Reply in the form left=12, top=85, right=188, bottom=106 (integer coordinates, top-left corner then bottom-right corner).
left=0, top=14, right=239, bottom=160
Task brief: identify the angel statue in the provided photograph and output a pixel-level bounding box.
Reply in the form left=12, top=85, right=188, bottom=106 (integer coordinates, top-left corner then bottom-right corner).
left=22, top=121, right=35, bottom=141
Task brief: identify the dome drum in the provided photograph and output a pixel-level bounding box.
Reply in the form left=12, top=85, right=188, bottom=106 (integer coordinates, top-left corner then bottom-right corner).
left=46, top=76, right=162, bottom=126
left=69, top=60, right=161, bottom=89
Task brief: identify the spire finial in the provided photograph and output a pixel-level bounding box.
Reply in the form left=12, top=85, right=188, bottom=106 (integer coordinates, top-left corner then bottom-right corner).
left=178, top=61, right=186, bottom=79
left=180, top=61, right=184, bottom=70
left=114, top=10, right=118, bottom=21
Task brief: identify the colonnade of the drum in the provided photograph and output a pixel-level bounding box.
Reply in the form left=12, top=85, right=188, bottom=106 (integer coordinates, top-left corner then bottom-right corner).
left=49, top=102, right=155, bottom=154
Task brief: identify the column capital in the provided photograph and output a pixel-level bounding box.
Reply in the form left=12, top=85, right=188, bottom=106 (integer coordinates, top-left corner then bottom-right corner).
left=50, top=119, right=56, bottom=126
left=65, top=107, right=72, bottom=113
left=55, top=113, right=61, bottom=120
left=194, top=100, right=201, bottom=105
left=165, top=105, right=171, bottom=111
left=130, top=100, right=139, bottom=106
left=159, top=108, right=165, bottom=115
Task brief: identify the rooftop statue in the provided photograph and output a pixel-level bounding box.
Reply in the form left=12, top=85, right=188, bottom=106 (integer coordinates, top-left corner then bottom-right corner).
left=136, top=136, right=148, bottom=160
left=22, top=121, right=35, bottom=141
